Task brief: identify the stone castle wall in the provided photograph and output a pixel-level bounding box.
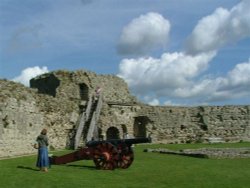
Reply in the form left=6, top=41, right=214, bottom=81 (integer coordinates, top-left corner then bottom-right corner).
left=0, top=69, right=250, bottom=158
left=0, top=79, right=79, bottom=158
left=30, top=70, right=137, bottom=104
left=136, top=105, right=250, bottom=144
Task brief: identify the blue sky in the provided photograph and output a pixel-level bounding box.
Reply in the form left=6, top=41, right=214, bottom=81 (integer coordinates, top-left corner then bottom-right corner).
left=0, top=0, right=249, bottom=106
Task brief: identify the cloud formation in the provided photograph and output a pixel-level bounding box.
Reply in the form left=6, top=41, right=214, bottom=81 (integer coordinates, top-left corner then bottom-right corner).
left=117, top=12, right=170, bottom=55
left=118, top=1, right=250, bottom=105
left=174, top=59, right=250, bottom=102
left=12, top=66, right=49, bottom=86
left=118, top=52, right=216, bottom=93
left=185, top=0, right=250, bottom=54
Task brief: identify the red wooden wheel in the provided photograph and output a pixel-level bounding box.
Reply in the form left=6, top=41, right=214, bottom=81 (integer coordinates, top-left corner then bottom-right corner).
left=116, top=143, right=134, bottom=169
left=93, top=142, right=118, bottom=170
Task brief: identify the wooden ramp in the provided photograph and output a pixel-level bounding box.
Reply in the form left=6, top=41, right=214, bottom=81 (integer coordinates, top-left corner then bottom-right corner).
left=74, top=93, right=103, bottom=149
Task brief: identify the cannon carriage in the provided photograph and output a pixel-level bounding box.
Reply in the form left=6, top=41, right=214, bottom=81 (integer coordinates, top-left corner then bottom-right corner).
left=50, top=137, right=151, bottom=170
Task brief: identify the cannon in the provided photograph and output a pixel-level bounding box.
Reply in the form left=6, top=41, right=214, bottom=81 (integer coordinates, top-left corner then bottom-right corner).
left=50, top=137, right=151, bottom=170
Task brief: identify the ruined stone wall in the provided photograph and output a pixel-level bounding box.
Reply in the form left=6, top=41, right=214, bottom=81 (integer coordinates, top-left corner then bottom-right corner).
left=0, top=80, right=80, bottom=158
left=97, top=103, right=250, bottom=144
left=30, top=70, right=137, bottom=104
left=0, top=81, right=44, bottom=157
left=0, top=70, right=138, bottom=158
left=1, top=70, right=250, bottom=158
left=137, top=105, right=250, bottom=144
left=98, top=103, right=140, bottom=138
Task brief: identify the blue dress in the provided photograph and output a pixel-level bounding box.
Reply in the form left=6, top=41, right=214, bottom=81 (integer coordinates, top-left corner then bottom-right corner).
left=36, top=146, right=49, bottom=168
left=36, top=134, right=50, bottom=168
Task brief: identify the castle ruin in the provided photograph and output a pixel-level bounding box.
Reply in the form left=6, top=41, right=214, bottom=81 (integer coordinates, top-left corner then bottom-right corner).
left=0, top=69, right=250, bottom=158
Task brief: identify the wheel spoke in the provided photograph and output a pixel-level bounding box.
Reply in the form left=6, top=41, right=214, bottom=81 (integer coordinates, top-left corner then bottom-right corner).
left=116, top=144, right=134, bottom=169
left=93, top=142, right=118, bottom=170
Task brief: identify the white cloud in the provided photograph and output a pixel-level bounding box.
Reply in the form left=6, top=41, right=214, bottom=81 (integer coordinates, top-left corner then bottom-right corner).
left=117, top=12, right=170, bottom=55
left=186, top=0, right=250, bottom=54
left=173, top=59, right=250, bottom=102
left=118, top=1, right=250, bottom=105
left=118, top=51, right=216, bottom=95
left=119, top=57, right=250, bottom=105
left=146, top=98, right=160, bottom=106
left=228, top=60, right=250, bottom=87
left=12, top=66, right=49, bottom=86
left=163, top=100, right=183, bottom=106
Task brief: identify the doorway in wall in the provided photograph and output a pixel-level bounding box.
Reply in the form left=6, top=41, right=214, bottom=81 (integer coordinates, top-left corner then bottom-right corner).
left=133, top=116, right=149, bottom=138
left=106, top=127, right=120, bottom=139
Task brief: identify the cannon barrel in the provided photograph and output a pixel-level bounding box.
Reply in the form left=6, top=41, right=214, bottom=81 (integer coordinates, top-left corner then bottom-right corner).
left=86, top=137, right=151, bottom=147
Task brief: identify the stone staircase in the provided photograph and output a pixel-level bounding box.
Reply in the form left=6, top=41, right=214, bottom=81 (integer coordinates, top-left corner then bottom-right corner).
left=74, top=93, right=103, bottom=149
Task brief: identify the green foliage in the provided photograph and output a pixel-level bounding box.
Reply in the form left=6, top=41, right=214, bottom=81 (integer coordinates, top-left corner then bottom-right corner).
left=1, top=143, right=250, bottom=188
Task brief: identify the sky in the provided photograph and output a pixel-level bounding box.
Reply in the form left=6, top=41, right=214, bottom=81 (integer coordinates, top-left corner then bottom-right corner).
left=0, top=0, right=250, bottom=106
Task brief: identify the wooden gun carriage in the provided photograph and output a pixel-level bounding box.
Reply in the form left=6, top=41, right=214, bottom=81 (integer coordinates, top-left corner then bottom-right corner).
left=50, top=137, right=151, bottom=170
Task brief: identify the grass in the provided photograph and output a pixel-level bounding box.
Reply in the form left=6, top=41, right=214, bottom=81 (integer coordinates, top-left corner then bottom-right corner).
left=1, top=142, right=250, bottom=188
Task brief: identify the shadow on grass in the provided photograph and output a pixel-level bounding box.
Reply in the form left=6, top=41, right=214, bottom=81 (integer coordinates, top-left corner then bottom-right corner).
left=17, top=165, right=40, bottom=171
left=64, top=164, right=96, bottom=170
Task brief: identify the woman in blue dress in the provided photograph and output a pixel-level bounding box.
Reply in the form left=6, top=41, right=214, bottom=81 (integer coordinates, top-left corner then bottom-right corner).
left=36, top=129, right=49, bottom=172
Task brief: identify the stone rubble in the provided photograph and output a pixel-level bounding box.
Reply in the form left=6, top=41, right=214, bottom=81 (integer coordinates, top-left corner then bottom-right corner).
left=145, top=147, right=250, bottom=159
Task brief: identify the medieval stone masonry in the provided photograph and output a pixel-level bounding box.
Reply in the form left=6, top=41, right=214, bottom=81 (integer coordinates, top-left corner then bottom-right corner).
left=0, top=69, right=250, bottom=158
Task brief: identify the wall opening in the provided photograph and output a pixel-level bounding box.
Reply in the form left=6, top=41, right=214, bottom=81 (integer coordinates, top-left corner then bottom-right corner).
left=79, top=83, right=89, bottom=100
left=121, top=124, right=127, bottom=134
left=133, top=116, right=149, bottom=138
left=106, top=127, right=120, bottom=139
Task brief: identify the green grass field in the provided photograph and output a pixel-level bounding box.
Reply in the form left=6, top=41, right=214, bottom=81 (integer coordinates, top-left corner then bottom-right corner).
left=1, top=142, right=250, bottom=188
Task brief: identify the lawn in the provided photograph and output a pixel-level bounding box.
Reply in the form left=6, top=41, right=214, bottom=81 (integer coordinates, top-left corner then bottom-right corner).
left=1, top=142, right=250, bottom=188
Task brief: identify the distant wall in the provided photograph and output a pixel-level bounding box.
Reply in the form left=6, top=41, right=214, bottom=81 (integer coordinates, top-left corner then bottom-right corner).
left=136, top=105, right=250, bottom=143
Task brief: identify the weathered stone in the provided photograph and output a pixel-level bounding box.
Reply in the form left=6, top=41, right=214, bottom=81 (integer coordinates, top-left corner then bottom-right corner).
left=0, top=69, right=250, bottom=158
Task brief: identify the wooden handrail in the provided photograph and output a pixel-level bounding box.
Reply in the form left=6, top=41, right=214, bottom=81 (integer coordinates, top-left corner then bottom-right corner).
left=74, top=96, right=93, bottom=149
left=74, top=112, right=86, bottom=149
left=86, top=92, right=103, bottom=142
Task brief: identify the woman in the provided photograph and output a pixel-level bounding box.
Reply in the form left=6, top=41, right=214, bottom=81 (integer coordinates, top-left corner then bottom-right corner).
left=36, top=128, right=49, bottom=172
